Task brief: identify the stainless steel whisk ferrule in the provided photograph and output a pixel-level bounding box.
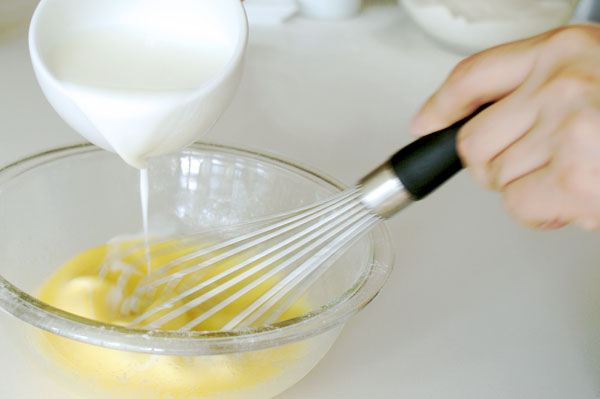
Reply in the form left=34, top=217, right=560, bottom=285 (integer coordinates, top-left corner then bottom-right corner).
left=358, top=162, right=413, bottom=219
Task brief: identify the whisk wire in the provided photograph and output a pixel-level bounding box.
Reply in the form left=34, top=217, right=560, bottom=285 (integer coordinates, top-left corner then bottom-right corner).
left=222, top=210, right=380, bottom=330
left=128, top=191, right=368, bottom=329
left=137, top=197, right=369, bottom=330
left=249, top=215, right=381, bottom=328
left=178, top=203, right=373, bottom=331
left=132, top=189, right=362, bottom=294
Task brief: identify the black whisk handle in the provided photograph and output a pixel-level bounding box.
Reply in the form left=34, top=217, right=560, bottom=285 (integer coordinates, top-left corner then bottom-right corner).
left=390, top=105, right=489, bottom=200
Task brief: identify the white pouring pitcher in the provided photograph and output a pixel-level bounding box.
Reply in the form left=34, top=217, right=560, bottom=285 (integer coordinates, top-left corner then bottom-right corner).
left=29, top=0, right=248, bottom=168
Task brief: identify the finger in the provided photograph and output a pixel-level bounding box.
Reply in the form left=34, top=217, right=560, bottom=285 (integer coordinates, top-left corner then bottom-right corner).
left=551, top=107, right=600, bottom=225
left=575, top=219, right=600, bottom=231
left=411, top=25, right=600, bottom=136
left=502, top=105, right=600, bottom=231
left=479, top=72, right=598, bottom=191
left=484, top=115, right=553, bottom=191
left=455, top=97, right=540, bottom=187
left=502, top=165, right=571, bottom=229
left=556, top=160, right=600, bottom=230
left=411, top=36, right=545, bottom=136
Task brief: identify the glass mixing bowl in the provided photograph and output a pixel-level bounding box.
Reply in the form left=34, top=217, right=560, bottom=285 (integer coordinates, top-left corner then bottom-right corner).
left=0, top=143, right=394, bottom=399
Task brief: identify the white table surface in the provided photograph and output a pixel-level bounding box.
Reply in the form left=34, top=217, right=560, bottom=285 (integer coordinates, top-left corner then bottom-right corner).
left=1, top=3, right=599, bottom=398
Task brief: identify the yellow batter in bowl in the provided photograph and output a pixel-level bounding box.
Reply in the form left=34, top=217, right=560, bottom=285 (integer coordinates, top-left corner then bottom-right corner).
left=37, top=243, right=315, bottom=399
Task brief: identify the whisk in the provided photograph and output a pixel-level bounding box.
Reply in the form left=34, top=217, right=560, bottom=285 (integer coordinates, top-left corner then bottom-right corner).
left=103, top=110, right=481, bottom=332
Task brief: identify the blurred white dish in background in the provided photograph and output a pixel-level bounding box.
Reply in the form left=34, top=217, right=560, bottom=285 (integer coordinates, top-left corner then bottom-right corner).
left=401, top=0, right=578, bottom=54
left=244, top=0, right=298, bottom=25
left=297, top=0, right=362, bottom=19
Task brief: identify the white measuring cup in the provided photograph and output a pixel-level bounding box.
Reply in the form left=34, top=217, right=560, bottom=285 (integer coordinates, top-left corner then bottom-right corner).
left=29, top=0, right=248, bottom=168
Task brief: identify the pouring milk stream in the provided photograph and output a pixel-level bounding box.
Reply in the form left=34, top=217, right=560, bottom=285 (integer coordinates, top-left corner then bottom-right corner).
left=29, top=0, right=248, bottom=266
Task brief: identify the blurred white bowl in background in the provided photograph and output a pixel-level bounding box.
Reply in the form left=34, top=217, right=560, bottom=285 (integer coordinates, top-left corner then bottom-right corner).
left=243, top=0, right=298, bottom=25
left=298, top=0, right=362, bottom=19
left=401, top=0, right=579, bottom=54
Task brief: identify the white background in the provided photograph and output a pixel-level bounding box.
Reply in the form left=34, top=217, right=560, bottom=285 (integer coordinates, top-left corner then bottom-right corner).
left=0, top=2, right=599, bottom=398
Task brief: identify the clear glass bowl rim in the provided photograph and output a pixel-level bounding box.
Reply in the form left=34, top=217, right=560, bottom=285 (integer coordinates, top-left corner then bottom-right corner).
left=0, top=143, right=395, bottom=356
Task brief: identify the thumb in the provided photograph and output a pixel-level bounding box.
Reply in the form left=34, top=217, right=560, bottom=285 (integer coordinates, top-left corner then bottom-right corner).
left=410, top=36, right=543, bottom=136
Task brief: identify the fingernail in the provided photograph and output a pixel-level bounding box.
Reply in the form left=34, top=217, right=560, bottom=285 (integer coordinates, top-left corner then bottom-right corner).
left=410, top=114, right=448, bottom=137
left=409, top=114, right=427, bottom=136
left=537, top=219, right=566, bottom=230
left=485, top=165, right=499, bottom=191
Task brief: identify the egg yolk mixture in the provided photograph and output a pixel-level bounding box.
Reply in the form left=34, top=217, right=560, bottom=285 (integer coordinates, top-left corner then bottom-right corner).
left=37, top=242, right=311, bottom=398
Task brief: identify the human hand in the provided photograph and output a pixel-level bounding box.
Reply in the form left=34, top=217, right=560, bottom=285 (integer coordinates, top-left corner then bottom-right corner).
left=411, top=24, right=600, bottom=231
